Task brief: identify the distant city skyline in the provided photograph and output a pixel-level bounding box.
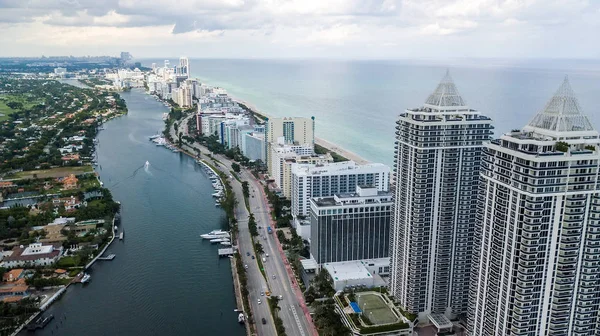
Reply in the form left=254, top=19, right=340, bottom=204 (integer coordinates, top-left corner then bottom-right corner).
left=0, top=0, right=599, bottom=59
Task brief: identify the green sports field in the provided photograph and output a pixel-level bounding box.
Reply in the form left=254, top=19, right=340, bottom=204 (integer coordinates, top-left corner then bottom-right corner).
left=357, top=292, right=399, bottom=325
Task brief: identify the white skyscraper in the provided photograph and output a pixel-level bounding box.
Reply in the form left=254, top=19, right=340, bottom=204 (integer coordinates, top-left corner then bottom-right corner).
left=389, top=72, right=494, bottom=322
left=468, top=78, right=600, bottom=336
left=178, top=56, right=190, bottom=79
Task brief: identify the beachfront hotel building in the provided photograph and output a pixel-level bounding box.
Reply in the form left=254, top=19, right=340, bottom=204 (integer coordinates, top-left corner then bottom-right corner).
left=467, top=78, right=600, bottom=336
left=269, top=143, right=315, bottom=190
left=291, top=161, right=390, bottom=218
left=265, top=117, right=315, bottom=172
left=279, top=153, right=333, bottom=198
left=243, top=132, right=266, bottom=162
left=310, top=185, right=392, bottom=264
left=388, top=71, right=494, bottom=321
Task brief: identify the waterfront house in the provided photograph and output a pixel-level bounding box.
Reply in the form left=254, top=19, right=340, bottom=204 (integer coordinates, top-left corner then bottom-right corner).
left=61, top=174, right=79, bottom=190
left=2, top=269, right=24, bottom=282
left=52, top=196, right=85, bottom=211
left=0, top=243, right=63, bottom=268
left=0, top=181, right=15, bottom=188
left=61, top=154, right=81, bottom=162
left=36, top=223, right=67, bottom=244
left=0, top=283, right=29, bottom=303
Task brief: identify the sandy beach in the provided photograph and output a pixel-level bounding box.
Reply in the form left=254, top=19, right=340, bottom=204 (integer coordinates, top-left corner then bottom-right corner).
left=234, top=99, right=371, bottom=165
left=314, top=137, right=370, bottom=164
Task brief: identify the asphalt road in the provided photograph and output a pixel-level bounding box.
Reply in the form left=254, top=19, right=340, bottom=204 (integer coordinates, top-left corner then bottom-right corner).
left=171, top=115, right=314, bottom=335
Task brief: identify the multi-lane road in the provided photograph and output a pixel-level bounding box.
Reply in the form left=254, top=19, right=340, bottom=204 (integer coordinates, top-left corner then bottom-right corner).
left=171, top=117, right=315, bottom=335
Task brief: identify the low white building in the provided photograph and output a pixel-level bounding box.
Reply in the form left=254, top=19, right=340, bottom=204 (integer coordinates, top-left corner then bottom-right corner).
left=322, top=258, right=389, bottom=291
left=0, top=243, right=63, bottom=268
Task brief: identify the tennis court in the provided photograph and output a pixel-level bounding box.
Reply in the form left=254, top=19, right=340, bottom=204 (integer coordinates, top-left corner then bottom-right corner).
left=356, top=292, right=399, bottom=325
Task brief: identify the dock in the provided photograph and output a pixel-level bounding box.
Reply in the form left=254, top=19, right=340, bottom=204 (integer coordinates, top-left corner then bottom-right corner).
left=97, top=254, right=116, bottom=261
left=218, top=248, right=235, bottom=257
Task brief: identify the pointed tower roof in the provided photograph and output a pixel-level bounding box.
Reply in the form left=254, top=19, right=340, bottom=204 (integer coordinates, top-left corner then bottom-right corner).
left=423, top=70, right=468, bottom=109
left=524, top=76, right=596, bottom=136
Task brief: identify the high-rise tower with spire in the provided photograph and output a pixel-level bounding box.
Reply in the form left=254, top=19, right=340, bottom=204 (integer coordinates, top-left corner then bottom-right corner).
left=467, top=77, right=600, bottom=336
left=389, top=71, right=494, bottom=321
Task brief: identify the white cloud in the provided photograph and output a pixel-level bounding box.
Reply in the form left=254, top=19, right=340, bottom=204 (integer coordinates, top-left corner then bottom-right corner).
left=0, top=0, right=597, bottom=58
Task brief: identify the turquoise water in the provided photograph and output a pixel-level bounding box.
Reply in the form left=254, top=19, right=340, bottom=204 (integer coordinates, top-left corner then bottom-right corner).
left=143, top=59, right=600, bottom=166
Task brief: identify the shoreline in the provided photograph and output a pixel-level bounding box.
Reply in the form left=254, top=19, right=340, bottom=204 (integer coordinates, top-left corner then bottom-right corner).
left=234, top=98, right=371, bottom=164
left=7, top=80, right=124, bottom=336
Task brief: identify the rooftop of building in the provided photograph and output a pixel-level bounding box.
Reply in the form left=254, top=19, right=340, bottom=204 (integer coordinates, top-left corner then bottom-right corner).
left=293, top=160, right=389, bottom=175
left=518, top=76, right=598, bottom=140
left=406, top=70, right=484, bottom=116
left=312, top=186, right=392, bottom=208
left=2, top=269, right=24, bottom=282
left=322, top=260, right=374, bottom=282
left=313, top=193, right=393, bottom=207
left=2, top=243, right=61, bottom=262
left=0, top=284, right=29, bottom=294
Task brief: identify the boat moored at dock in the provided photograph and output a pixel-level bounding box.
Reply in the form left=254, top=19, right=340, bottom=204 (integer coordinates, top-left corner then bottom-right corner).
left=27, top=314, right=54, bottom=331
left=81, top=273, right=91, bottom=283
left=201, top=230, right=230, bottom=239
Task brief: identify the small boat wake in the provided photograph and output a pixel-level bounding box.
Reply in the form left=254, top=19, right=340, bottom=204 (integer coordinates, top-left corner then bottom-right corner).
left=110, top=162, right=147, bottom=188
left=144, top=161, right=153, bottom=176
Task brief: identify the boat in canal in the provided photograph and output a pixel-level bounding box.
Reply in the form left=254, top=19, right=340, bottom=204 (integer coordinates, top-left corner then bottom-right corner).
left=201, top=230, right=230, bottom=239
left=238, top=313, right=245, bottom=323
left=27, top=314, right=54, bottom=331
left=81, top=273, right=91, bottom=283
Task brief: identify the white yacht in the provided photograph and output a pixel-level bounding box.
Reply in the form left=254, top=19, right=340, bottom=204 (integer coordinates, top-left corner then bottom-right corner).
left=200, top=230, right=230, bottom=239
left=81, top=273, right=91, bottom=283
left=210, top=238, right=230, bottom=243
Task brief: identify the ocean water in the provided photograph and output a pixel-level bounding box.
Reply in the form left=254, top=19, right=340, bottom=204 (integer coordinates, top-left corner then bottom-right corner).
left=143, top=58, right=600, bottom=167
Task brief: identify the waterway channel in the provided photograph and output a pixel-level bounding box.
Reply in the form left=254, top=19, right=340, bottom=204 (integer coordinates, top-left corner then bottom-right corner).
left=25, top=85, right=245, bottom=336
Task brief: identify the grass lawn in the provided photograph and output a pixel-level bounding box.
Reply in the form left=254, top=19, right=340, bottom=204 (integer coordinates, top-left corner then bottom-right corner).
left=80, top=178, right=100, bottom=189
left=0, top=94, right=43, bottom=121
left=0, top=101, right=17, bottom=121
left=8, top=165, right=94, bottom=180
left=357, top=293, right=399, bottom=325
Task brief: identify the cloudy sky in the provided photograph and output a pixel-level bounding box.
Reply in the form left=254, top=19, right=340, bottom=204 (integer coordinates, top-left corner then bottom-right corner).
left=0, top=0, right=599, bottom=59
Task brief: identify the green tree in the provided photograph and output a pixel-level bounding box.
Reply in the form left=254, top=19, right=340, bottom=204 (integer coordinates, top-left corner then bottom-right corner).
left=312, top=301, right=350, bottom=336
left=255, top=242, right=264, bottom=254
left=242, top=181, right=249, bottom=198
left=231, top=162, right=240, bottom=173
